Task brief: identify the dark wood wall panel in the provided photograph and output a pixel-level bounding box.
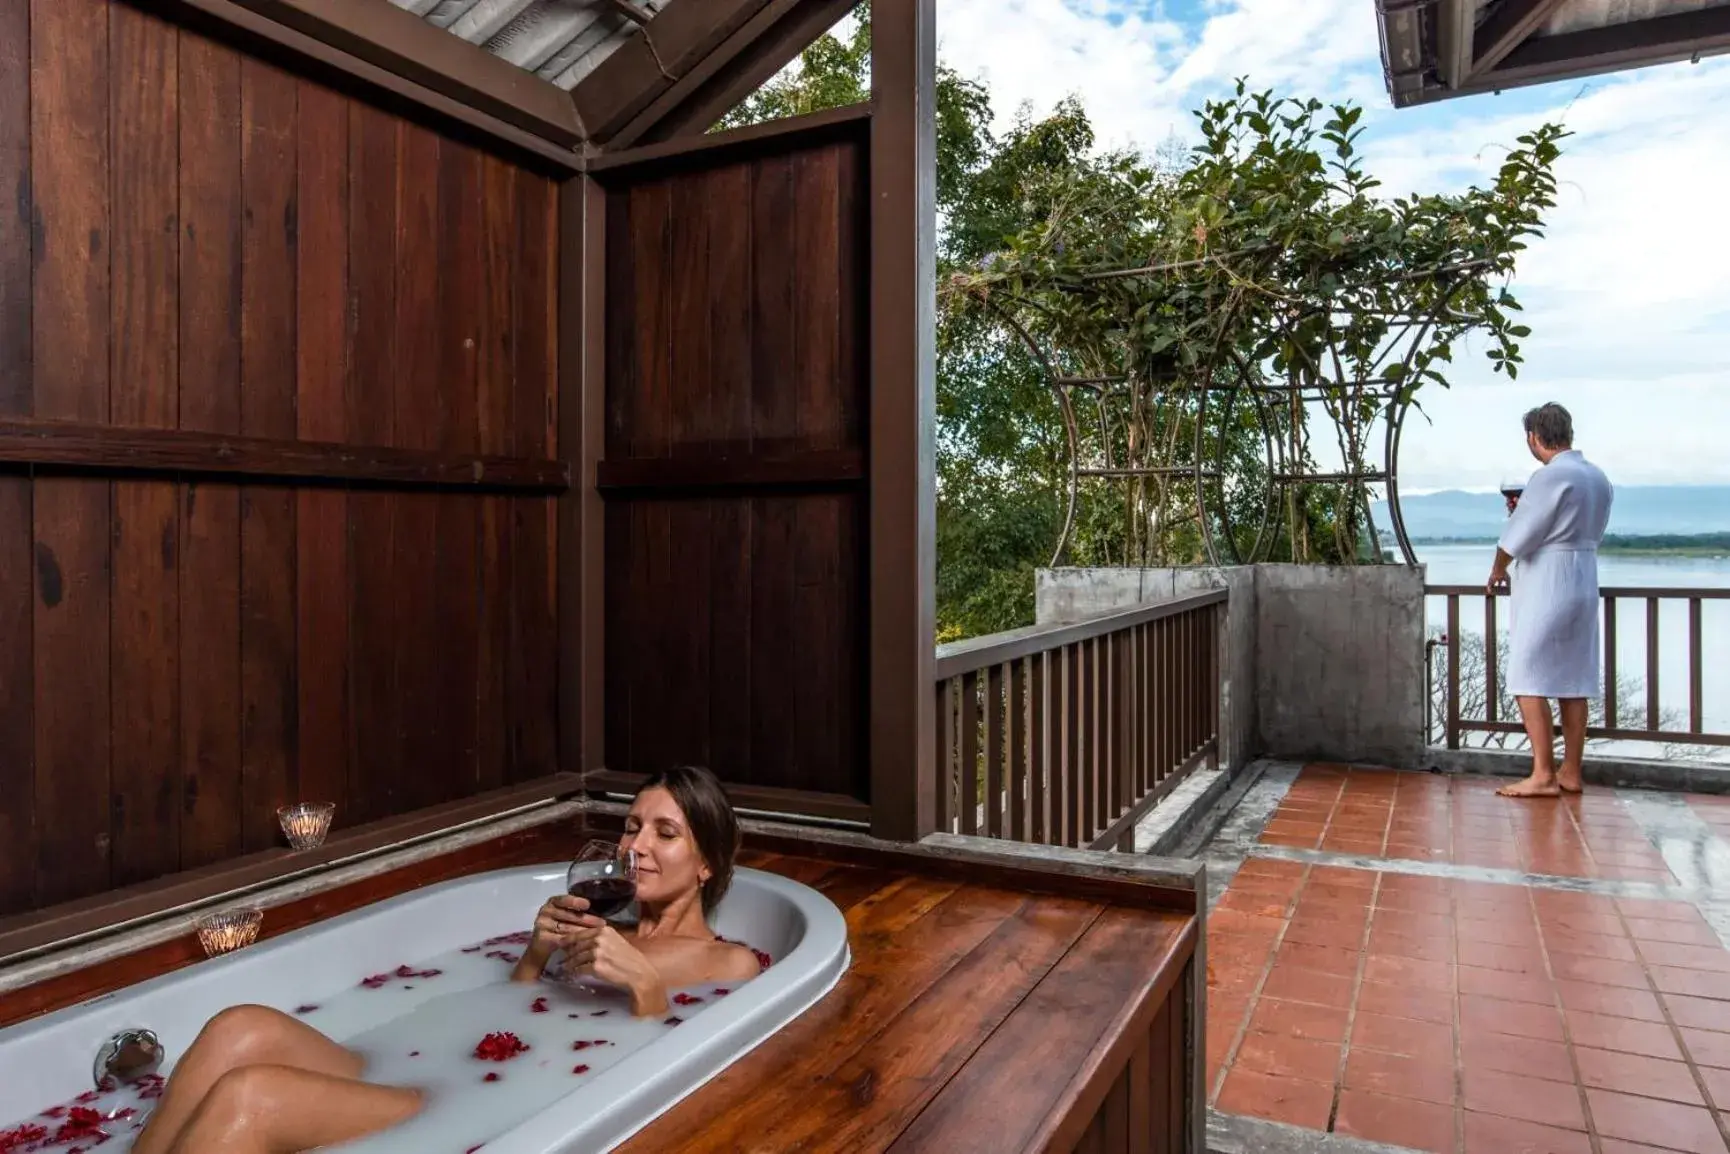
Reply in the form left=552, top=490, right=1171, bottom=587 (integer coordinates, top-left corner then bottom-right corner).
left=601, top=133, right=869, bottom=805
left=0, top=0, right=563, bottom=918
left=1069, top=982, right=1189, bottom=1154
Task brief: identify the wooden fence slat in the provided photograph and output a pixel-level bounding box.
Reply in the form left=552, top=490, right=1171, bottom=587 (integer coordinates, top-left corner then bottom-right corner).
left=1605, top=596, right=1618, bottom=730
left=1030, top=653, right=1047, bottom=845
left=1646, top=596, right=1661, bottom=734
left=1008, top=657, right=1027, bottom=842
left=1691, top=598, right=1704, bottom=735
left=984, top=662, right=1004, bottom=838
left=960, top=671, right=979, bottom=838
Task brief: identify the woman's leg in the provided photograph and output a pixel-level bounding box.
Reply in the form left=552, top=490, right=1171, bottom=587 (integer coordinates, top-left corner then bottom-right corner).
left=165, top=1064, right=421, bottom=1154
left=131, top=1005, right=366, bottom=1154
left=1498, top=695, right=1561, bottom=797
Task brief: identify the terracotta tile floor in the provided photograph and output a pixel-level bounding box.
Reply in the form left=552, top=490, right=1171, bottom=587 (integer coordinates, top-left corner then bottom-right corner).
left=1208, top=765, right=1730, bottom=1154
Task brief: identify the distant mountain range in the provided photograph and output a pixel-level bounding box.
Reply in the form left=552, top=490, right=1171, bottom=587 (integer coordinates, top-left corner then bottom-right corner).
left=1370, top=485, right=1730, bottom=541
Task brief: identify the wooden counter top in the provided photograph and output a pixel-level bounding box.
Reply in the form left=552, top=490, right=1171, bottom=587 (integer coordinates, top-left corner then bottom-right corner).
left=620, top=847, right=1196, bottom=1153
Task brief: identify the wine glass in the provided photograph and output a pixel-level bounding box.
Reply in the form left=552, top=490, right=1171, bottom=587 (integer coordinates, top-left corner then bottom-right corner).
left=565, top=840, right=638, bottom=921
left=1499, top=471, right=1528, bottom=515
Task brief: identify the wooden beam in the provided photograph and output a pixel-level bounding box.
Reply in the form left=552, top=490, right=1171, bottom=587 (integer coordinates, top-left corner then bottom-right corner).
left=867, top=0, right=937, bottom=843
left=209, top=0, right=584, bottom=142
left=583, top=771, right=872, bottom=824
left=0, top=776, right=582, bottom=970
left=586, top=101, right=872, bottom=179
left=1471, top=0, right=1568, bottom=76
left=571, top=0, right=771, bottom=144
left=0, top=418, right=569, bottom=491
left=596, top=450, right=866, bottom=493
left=1399, top=5, right=1730, bottom=105
left=564, top=176, right=609, bottom=776
left=612, top=0, right=862, bottom=149
left=147, top=0, right=584, bottom=167
left=1486, top=6, right=1730, bottom=84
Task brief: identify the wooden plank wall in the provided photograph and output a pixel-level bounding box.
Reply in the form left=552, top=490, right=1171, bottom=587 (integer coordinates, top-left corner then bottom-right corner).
left=598, top=128, right=870, bottom=806
left=0, top=0, right=561, bottom=917
left=1070, top=980, right=1191, bottom=1153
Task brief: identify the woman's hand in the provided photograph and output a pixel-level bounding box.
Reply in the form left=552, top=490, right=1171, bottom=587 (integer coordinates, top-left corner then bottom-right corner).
left=560, top=924, right=669, bottom=1017
left=510, top=896, right=603, bottom=983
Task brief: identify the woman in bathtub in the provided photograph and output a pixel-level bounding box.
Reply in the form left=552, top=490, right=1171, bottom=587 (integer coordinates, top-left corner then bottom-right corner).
left=132, top=766, right=760, bottom=1154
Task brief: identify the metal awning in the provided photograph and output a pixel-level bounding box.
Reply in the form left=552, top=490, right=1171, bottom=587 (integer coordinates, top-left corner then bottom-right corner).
left=1375, top=0, right=1730, bottom=107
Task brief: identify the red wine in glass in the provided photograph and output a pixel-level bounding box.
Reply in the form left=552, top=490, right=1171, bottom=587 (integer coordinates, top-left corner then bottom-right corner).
left=1500, top=473, right=1526, bottom=507
left=566, top=842, right=637, bottom=921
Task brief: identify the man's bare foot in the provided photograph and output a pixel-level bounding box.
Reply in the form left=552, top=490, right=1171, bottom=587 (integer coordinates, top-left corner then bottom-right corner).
left=1497, top=774, right=1562, bottom=798
left=1557, top=769, right=1583, bottom=794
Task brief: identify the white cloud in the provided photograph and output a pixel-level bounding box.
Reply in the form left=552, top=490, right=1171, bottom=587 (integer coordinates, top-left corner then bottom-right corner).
left=936, top=0, right=1730, bottom=489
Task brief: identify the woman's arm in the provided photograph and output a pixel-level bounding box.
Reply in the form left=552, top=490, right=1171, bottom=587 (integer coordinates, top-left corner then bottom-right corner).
left=511, top=895, right=598, bottom=983
left=561, top=926, right=670, bottom=1016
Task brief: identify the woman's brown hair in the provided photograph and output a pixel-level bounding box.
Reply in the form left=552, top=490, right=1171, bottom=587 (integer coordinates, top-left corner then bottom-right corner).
left=635, top=765, right=741, bottom=918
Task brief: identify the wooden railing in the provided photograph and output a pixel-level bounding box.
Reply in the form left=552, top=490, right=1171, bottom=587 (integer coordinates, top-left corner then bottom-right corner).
left=934, top=590, right=1225, bottom=851
left=1429, top=585, right=1730, bottom=749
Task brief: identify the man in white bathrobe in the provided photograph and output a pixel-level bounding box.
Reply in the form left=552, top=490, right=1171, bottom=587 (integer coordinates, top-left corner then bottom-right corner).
left=1486, top=403, right=1614, bottom=798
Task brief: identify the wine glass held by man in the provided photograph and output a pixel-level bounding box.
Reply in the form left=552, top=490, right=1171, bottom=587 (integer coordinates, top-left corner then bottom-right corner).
left=126, top=767, right=759, bottom=1154
left=1485, top=403, right=1614, bottom=799
left=513, top=765, right=763, bottom=1015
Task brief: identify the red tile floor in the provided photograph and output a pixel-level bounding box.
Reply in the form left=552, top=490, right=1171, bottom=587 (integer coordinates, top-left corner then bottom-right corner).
left=1207, top=765, right=1730, bottom=1154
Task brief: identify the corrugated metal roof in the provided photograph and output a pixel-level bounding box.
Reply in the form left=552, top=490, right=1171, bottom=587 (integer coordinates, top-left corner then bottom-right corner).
left=386, top=0, right=668, bottom=90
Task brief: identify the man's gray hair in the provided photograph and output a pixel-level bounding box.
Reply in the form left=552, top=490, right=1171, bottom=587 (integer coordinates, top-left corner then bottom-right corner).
left=1523, top=403, right=1573, bottom=450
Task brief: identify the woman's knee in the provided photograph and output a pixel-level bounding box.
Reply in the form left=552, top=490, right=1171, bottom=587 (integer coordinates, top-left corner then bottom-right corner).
left=196, top=1064, right=290, bottom=1133
left=193, top=1005, right=295, bottom=1062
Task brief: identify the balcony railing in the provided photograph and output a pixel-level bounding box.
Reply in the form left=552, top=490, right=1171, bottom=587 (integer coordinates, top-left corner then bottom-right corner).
left=934, top=590, right=1225, bottom=851
left=1428, top=584, right=1730, bottom=750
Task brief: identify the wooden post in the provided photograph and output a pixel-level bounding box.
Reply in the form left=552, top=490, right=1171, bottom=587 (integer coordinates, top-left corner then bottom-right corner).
left=867, top=0, right=937, bottom=841
left=558, top=176, right=608, bottom=776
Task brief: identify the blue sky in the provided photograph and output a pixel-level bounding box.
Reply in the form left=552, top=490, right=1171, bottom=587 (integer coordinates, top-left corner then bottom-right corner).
left=924, top=0, right=1730, bottom=493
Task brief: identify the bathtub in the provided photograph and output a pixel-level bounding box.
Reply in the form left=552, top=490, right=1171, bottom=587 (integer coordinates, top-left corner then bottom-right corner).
left=0, top=865, right=850, bottom=1153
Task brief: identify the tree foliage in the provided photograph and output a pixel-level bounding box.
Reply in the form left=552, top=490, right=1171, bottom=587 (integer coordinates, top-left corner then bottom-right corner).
left=715, top=13, right=1566, bottom=639
left=945, top=86, right=1567, bottom=569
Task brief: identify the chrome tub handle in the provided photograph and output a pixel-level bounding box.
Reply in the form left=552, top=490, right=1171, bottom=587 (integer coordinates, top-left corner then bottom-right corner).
left=94, top=1027, right=164, bottom=1091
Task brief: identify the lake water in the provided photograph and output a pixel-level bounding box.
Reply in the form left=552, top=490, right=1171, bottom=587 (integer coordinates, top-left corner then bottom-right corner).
left=1417, top=544, right=1730, bottom=753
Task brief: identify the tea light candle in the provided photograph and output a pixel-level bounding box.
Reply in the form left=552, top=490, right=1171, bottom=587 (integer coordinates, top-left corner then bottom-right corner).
left=277, top=802, right=335, bottom=850
left=194, top=908, right=263, bottom=958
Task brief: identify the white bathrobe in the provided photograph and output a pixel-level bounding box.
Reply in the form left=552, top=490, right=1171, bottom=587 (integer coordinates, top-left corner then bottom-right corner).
left=1498, top=449, right=1614, bottom=699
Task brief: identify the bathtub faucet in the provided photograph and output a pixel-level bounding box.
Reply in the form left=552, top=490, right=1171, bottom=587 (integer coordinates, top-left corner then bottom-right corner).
left=94, top=1027, right=164, bottom=1091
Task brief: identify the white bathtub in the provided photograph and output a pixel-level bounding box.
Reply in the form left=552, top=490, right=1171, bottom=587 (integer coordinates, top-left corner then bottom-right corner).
left=0, top=865, right=850, bottom=1153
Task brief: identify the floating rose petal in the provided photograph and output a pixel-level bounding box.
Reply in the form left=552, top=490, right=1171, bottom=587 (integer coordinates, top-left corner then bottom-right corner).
left=571, top=1064, right=590, bottom=1075
left=530, top=997, right=550, bottom=1014
left=483, top=1072, right=501, bottom=1083
left=571, top=1040, right=592, bottom=1051
left=473, top=1032, right=531, bottom=1062
left=671, top=992, right=703, bottom=1006
left=713, top=988, right=730, bottom=996
left=590, top=1010, right=609, bottom=1017
left=663, top=1016, right=682, bottom=1026
left=0, top=1123, right=48, bottom=1153
left=294, top=1004, right=319, bottom=1014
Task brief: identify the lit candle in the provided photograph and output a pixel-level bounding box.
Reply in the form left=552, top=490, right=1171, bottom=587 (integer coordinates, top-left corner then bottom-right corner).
left=277, top=802, right=335, bottom=850
left=194, top=908, right=263, bottom=958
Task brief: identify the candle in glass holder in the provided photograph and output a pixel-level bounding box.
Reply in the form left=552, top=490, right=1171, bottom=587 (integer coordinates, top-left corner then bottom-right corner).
left=194, top=908, right=263, bottom=958
left=277, top=802, right=335, bottom=850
